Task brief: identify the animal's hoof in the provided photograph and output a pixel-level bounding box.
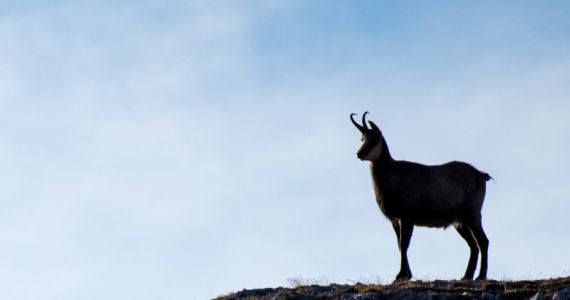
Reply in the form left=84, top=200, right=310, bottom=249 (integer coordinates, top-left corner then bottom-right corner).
left=394, top=272, right=412, bottom=282
left=475, top=275, right=487, bottom=281
left=461, top=276, right=474, bottom=281
left=393, top=277, right=410, bottom=284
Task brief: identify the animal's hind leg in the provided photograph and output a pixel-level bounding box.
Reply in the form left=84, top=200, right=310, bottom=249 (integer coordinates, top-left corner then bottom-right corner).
left=470, top=221, right=489, bottom=280
left=454, top=223, right=479, bottom=280
left=391, top=220, right=401, bottom=246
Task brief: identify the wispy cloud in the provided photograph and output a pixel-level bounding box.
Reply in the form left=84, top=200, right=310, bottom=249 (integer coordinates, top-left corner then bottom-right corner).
left=1, top=1, right=569, bottom=299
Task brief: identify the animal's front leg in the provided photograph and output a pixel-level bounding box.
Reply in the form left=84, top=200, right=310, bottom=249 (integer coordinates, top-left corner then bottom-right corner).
left=391, top=220, right=401, bottom=246
left=395, top=221, right=414, bottom=282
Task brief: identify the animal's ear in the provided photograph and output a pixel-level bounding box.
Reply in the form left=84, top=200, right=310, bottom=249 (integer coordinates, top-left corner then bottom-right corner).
left=368, top=121, right=382, bottom=134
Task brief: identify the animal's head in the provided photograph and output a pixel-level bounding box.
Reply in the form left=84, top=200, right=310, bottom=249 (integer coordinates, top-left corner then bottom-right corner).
left=350, top=112, right=384, bottom=161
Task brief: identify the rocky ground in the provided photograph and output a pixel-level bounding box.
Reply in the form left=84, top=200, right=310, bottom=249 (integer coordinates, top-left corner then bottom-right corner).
left=216, top=276, right=570, bottom=299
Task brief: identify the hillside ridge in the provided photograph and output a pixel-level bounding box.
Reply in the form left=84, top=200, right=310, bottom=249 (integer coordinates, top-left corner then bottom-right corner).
left=216, top=276, right=570, bottom=299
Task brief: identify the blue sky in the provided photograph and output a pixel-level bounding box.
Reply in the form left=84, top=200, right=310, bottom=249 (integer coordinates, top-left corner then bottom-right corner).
left=1, top=1, right=570, bottom=299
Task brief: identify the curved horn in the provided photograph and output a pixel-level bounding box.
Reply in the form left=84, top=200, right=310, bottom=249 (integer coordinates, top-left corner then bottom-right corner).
left=350, top=113, right=365, bottom=133
left=362, top=111, right=369, bottom=130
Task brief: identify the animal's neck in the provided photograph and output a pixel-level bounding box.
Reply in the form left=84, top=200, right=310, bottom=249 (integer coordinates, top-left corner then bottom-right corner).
left=369, top=139, right=394, bottom=216
left=370, top=138, right=393, bottom=185
left=372, top=138, right=393, bottom=167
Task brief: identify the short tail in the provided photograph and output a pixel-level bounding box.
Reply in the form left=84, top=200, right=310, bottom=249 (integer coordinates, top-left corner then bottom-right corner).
left=481, top=172, right=492, bottom=181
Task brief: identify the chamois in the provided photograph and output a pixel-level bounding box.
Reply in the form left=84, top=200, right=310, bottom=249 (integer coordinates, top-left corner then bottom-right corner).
left=350, top=112, right=491, bottom=282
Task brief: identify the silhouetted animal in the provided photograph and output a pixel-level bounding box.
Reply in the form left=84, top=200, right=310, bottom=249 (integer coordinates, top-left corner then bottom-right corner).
left=350, top=112, right=491, bottom=282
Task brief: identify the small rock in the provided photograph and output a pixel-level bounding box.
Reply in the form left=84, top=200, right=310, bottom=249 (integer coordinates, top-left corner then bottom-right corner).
left=340, top=292, right=380, bottom=300
left=553, top=287, right=570, bottom=300
left=481, top=291, right=498, bottom=300
left=433, top=280, right=454, bottom=289
left=530, top=291, right=544, bottom=300
left=461, top=291, right=474, bottom=297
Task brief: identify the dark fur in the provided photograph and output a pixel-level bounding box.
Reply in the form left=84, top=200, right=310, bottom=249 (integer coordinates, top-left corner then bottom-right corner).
left=352, top=113, right=491, bottom=282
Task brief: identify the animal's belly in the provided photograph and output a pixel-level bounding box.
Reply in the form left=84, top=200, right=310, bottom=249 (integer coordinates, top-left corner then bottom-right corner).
left=414, top=218, right=455, bottom=228
left=377, top=196, right=456, bottom=228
